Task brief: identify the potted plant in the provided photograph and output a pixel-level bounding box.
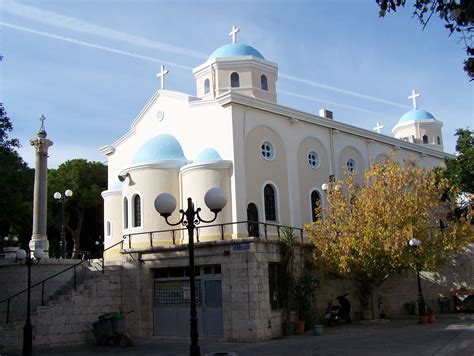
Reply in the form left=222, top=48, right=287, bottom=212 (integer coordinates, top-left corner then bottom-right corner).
left=279, top=226, right=296, bottom=335
left=295, top=268, right=321, bottom=336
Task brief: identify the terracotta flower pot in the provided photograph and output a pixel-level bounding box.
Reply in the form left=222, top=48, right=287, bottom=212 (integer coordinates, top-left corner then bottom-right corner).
left=294, top=320, right=305, bottom=334
left=419, top=315, right=430, bottom=324
left=428, top=314, right=436, bottom=323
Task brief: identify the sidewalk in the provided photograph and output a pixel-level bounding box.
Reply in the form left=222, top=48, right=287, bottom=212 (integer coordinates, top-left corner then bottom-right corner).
left=4, top=314, right=474, bottom=356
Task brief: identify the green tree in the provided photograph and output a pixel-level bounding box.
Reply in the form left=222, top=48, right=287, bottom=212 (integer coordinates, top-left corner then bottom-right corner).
left=306, top=153, right=473, bottom=319
left=48, top=159, right=107, bottom=258
left=0, top=103, right=34, bottom=246
left=443, top=128, right=474, bottom=194
left=377, top=0, right=473, bottom=79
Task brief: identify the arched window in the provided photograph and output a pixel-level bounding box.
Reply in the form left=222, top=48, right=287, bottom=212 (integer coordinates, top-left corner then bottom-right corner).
left=311, top=190, right=321, bottom=222
left=230, top=72, right=240, bottom=88
left=106, top=221, right=111, bottom=236
left=123, top=198, right=129, bottom=229
left=261, top=75, right=268, bottom=91
left=132, top=194, right=142, bottom=227
left=422, top=135, right=429, bottom=144
left=264, top=184, right=277, bottom=221
left=437, top=136, right=441, bottom=145
left=204, top=78, right=210, bottom=94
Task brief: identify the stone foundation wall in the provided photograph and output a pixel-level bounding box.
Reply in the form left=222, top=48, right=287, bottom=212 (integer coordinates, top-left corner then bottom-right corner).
left=0, top=264, right=122, bottom=352
left=0, top=260, right=89, bottom=323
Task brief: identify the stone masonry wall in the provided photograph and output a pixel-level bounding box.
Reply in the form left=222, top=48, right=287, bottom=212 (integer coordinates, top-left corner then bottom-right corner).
left=0, top=264, right=123, bottom=352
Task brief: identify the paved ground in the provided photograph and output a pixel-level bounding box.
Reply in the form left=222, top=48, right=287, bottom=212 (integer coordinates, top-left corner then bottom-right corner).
left=4, top=314, right=474, bottom=356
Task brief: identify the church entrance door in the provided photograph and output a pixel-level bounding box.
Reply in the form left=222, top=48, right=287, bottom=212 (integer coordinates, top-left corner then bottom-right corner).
left=247, top=203, right=260, bottom=237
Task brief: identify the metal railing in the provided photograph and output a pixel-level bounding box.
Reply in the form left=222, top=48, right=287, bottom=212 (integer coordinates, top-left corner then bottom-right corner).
left=0, top=236, right=128, bottom=324
left=122, top=220, right=306, bottom=249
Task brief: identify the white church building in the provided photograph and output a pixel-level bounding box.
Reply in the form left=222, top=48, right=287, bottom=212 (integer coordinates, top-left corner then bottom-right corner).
left=98, top=27, right=447, bottom=341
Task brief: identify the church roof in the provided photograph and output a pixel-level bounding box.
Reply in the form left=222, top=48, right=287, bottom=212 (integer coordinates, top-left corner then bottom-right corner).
left=132, top=134, right=186, bottom=164
left=398, top=109, right=436, bottom=124
left=208, top=43, right=265, bottom=60
left=194, top=147, right=223, bottom=162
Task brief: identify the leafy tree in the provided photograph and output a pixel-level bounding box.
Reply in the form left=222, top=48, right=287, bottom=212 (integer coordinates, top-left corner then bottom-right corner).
left=306, top=153, right=473, bottom=319
left=0, top=103, right=34, bottom=245
left=0, top=103, right=20, bottom=151
left=48, top=159, right=107, bottom=258
left=377, top=0, right=474, bottom=79
left=439, top=128, right=474, bottom=196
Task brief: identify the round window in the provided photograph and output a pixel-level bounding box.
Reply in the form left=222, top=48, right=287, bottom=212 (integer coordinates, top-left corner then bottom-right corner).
left=261, top=141, right=274, bottom=160
left=347, top=158, right=357, bottom=173
left=308, top=151, right=320, bottom=169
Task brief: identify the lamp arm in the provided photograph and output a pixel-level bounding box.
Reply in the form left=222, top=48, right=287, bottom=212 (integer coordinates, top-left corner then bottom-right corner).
left=163, top=210, right=186, bottom=227
left=196, top=209, right=219, bottom=224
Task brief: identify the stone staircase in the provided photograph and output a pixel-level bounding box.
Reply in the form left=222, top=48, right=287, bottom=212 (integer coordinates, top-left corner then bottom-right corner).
left=0, top=262, right=123, bottom=352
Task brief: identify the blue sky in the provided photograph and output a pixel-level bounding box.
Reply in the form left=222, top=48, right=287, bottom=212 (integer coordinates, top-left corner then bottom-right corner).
left=1, top=0, right=472, bottom=168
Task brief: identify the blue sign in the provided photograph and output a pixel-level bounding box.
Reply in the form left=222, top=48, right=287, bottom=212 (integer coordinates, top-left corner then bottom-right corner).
left=233, top=243, right=251, bottom=251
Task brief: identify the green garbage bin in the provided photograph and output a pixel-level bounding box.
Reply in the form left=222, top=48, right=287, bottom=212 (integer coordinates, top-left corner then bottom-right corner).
left=93, top=312, right=125, bottom=345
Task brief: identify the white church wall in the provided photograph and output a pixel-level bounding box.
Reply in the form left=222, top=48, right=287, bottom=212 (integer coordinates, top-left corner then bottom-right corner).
left=122, top=166, right=182, bottom=247
left=180, top=164, right=233, bottom=242
left=244, top=125, right=290, bottom=229
left=102, top=190, right=123, bottom=258
left=297, top=137, right=331, bottom=227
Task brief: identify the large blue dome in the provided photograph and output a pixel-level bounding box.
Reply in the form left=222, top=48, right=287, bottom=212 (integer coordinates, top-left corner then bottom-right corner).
left=398, top=109, right=436, bottom=124
left=194, top=147, right=223, bottom=162
left=208, top=43, right=265, bottom=60
left=132, top=134, right=186, bottom=164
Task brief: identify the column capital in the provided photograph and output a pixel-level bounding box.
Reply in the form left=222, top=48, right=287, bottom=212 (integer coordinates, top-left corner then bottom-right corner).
left=30, top=131, right=53, bottom=155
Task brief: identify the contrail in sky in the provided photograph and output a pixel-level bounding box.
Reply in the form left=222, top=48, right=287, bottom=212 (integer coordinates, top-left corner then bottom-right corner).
left=2, top=0, right=208, bottom=60
left=1, top=0, right=408, bottom=111
left=279, top=74, right=408, bottom=109
left=278, top=90, right=379, bottom=114
left=0, top=22, right=194, bottom=71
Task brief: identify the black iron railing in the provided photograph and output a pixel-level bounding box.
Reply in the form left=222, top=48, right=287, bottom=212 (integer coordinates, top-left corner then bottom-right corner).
left=0, top=236, right=128, bottom=324
left=122, top=220, right=306, bottom=249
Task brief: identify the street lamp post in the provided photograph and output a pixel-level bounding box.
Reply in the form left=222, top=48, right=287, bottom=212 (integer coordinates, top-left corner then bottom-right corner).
left=16, top=247, right=44, bottom=356
left=321, top=174, right=341, bottom=193
left=154, top=188, right=226, bottom=356
left=53, top=189, right=73, bottom=258
left=409, top=238, right=426, bottom=320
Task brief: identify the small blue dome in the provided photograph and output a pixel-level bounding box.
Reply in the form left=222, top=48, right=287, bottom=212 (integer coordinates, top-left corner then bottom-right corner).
left=398, top=109, right=436, bottom=124
left=111, top=180, right=123, bottom=190
left=132, top=134, right=186, bottom=164
left=194, top=148, right=223, bottom=162
left=208, top=43, right=265, bottom=60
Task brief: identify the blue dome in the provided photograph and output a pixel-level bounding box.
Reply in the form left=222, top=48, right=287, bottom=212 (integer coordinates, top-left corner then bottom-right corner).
left=208, top=43, right=265, bottom=60
left=111, top=180, right=123, bottom=190
left=398, top=109, right=436, bottom=124
left=132, top=134, right=186, bottom=164
left=194, top=147, right=223, bottom=162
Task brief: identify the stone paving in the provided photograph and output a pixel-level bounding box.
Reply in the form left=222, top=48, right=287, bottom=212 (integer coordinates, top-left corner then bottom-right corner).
left=3, top=314, right=474, bottom=356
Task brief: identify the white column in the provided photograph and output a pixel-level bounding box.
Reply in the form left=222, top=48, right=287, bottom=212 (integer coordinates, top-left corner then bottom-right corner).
left=29, top=127, right=53, bottom=256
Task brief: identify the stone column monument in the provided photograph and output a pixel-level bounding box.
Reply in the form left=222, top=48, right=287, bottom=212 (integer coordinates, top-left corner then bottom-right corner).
left=29, top=115, right=53, bottom=256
